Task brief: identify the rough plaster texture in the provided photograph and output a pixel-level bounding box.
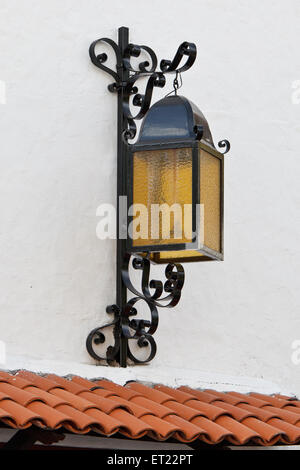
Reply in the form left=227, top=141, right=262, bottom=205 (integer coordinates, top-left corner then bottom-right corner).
left=0, top=0, right=300, bottom=393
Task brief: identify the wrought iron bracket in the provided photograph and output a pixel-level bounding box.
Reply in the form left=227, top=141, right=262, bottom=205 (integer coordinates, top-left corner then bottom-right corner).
left=86, top=27, right=190, bottom=367
left=88, top=31, right=197, bottom=141
left=86, top=254, right=185, bottom=364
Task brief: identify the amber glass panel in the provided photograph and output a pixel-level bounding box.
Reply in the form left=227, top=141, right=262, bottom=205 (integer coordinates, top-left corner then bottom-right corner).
left=155, top=250, right=204, bottom=260
left=132, top=148, right=193, bottom=247
left=200, top=149, right=221, bottom=252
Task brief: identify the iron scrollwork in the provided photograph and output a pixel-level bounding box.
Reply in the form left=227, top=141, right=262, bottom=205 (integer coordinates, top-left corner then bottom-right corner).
left=86, top=255, right=185, bottom=364
left=218, top=139, right=231, bottom=154
left=88, top=36, right=197, bottom=140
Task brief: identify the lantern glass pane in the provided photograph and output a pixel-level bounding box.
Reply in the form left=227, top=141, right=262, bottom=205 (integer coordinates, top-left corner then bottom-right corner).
left=200, top=148, right=221, bottom=253
left=154, top=250, right=204, bottom=261
left=132, top=147, right=193, bottom=247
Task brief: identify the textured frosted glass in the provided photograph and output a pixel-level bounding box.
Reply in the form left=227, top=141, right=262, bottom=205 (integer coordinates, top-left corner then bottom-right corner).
left=155, top=250, right=204, bottom=260
left=132, top=148, right=193, bottom=247
left=200, top=149, right=221, bottom=252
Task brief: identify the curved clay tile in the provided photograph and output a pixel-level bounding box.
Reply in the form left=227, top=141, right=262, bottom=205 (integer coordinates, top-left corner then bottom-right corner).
left=184, top=399, right=229, bottom=420
left=241, top=417, right=286, bottom=444
left=16, top=371, right=64, bottom=392
left=215, top=415, right=260, bottom=445
left=0, top=382, right=46, bottom=407
left=26, top=401, right=75, bottom=429
left=130, top=396, right=175, bottom=419
left=46, top=374, right=87, bottom=394
left=77, top=390, right=132, bottom=415
left=250, top=393, right=290, bottom=408
left=178, top=386, right=222, bottom=404
left=109, top=408, right=153, bottom=439
left=190, top=415, right=233, bottom=444
left=141, top=414, right=181, bottom=441
left=127, top=382, right=173, bottom=404
left=164, top=414, right=209, bottom=442
left=0, top=398, right=43, bottom=429
left=204, top=390, right=249, bottom=406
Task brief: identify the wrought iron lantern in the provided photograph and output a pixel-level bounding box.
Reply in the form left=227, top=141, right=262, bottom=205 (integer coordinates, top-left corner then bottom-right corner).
left=86, top=27, right=230, bottom=367
left=128, top=94, right=228, bottom=264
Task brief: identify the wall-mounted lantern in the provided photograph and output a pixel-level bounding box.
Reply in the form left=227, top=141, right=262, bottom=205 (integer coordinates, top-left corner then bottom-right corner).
left=86, top=27, right=230, bottom=367
left=128, top=94, right=227, bottom=264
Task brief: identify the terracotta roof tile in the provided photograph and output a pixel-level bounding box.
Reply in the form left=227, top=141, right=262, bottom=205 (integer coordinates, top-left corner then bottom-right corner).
left=227, top=391, right=270, bottom=408
left=274, top=394, right=296, bottom=400
left=109, top=395, right=155, bottom=418
left=0, top=406, right=17, bottom=427
left=0, top=373, right=40, bottom=393
left=23, top=386, right=69, bottom=408
left=70, top=375, right=100, bottom=389
left=97, top=380, right=142, bottom=400
left=212, top=400, right=256, bottom=421
left=162, top=400, right=205, bottom=421
left=88, top=387, right=119, bottom=399
left=78, top=391, right=132, bottom=414
left=0, top=382, right=46, bottom=407
left=16, top=371, right=63, bottom=392
left=284, top=405, right=300, bottom=414
left=178, top=386, right=225, bottom=404
left=141, top=414, right=180, bottom=440
left=126, top=382, right=172, bottom=403
left=288, top=401, right=300, bottom=408
left=109, top=408, right=153, bottom=438
left=84, top=407, right=124, bottom=435
left=267, top=418, right=300, bottom=443
left=238, top=402, right=281, bottom=422
left=53, top=404, right=104, bottom=433
left=204, top=389, right=249, bottom=406
left=261, top=405, right=300, bottom=425
left=130, top=396, right=175, bottom=418
left=26, top=401, right=75, bottom=429
left=49, top=388, right=100, bottom=412
left=249, top=392, right=290, bottom=408
left=241, top=417, right=285, bottom=445
left=190, top=415, right=233, bottom=444
left=46, top=374, right=87, bottom=394
left=184, top=399, right=229, bottom=420
left=215, top=415, right=260, bottom=445
left=191, top=416, right=233, bottom=444
left=0, top=370, right=299, bottom=446
left=153, top=385, right=197, bottom=404
left=164, top=414, right=209, bottom=442
left=0, top=398, right=43, bottom=428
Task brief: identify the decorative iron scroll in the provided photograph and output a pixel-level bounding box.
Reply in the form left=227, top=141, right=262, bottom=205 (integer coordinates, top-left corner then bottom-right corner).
left=89, top=38, right=197, bottom=140
left=86, top=254, right=185, bottom=364
left=218, top=139, right=231, bottom=154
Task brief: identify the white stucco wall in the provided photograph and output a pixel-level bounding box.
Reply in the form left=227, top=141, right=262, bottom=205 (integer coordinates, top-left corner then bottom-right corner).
left=0, top=0, right=300, bottom=393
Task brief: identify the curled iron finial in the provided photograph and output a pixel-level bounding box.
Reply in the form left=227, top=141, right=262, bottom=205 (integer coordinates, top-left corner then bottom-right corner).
left=160, top=42, right=197, bottom=73
left=123, top=44, right=158, bottom=74
left=218, top=139, right=231, bottom=154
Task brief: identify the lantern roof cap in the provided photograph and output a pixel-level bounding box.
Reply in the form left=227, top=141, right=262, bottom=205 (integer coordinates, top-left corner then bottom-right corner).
left=137, top=95, right=214, bottom=147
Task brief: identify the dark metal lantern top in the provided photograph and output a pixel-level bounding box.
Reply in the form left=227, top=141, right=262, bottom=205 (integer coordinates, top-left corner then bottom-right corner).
left=138, top=95, right=214, bottom=147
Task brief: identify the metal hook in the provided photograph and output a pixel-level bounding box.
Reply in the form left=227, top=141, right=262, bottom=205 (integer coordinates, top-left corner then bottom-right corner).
left=165, top=70, right=183, bottom=97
